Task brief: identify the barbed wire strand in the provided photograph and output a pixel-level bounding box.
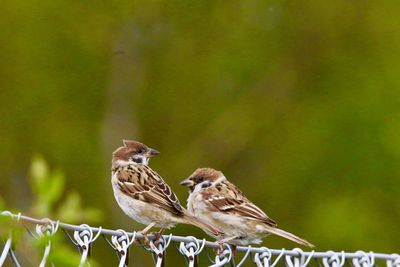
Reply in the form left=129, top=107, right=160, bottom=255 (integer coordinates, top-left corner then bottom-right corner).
left=1, top=211, right=400, bottom=267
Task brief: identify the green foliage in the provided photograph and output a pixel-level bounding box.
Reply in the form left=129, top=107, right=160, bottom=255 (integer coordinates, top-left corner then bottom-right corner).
left=29, top=155, right=102, bottom=224
left=57, top=191, right=103, bottom=223
left=0, top=157, right=101, bottom=266
left=2, top=0, right=400, bottom=265
left=0, top=198, right=24, bottom=248
left=30, top=155, right=65, bottom=217
left=48, top=243, right=88, bottom=267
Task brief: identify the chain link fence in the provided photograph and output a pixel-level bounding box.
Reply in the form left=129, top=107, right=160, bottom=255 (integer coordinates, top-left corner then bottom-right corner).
left=1, top=211, right=399, bottom=267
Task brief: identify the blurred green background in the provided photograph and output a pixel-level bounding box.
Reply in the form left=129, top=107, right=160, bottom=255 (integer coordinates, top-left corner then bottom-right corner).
left=1, top=0, right=400, bottom=265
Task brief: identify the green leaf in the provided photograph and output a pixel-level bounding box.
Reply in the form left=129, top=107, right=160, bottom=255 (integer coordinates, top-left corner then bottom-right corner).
left=44, top=170, right=65, bottom=205
left=30, top=155, right=49, bottom=195
left=56, top=191, right=81, bottom=223
left=48, top=244, right=85, bottom=267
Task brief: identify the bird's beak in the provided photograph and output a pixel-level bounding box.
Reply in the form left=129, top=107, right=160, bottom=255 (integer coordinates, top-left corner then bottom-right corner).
left=180, top=178, right=194, bottom=186
left=147, top=148, right=160, bottom=157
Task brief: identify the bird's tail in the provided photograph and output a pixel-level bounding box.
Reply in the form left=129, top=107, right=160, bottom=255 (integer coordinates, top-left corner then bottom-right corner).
left=266, top=227, right=314, bottom=248
left=183, top=213, right=224, bottom=237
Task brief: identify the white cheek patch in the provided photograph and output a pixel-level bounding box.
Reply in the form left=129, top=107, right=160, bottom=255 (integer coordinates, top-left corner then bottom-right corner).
left=193, top=183, right=206, bottom=193
left=116, top=160, right=130, bottom=166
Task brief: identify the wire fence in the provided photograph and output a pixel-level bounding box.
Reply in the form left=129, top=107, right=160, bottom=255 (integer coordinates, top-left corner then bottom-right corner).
left=1, top=210, right=399, bottom=267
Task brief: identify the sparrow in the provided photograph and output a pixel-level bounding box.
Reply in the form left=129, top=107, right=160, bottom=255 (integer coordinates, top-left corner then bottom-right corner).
left=180, top=168, right=314, bottom=248
left=111, top=140, right=223, bottom=239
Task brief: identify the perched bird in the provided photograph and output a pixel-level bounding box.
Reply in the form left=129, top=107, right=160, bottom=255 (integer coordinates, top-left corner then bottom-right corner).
left=180, top=168, right=314, bottom=247
left=111, top=140, right=223, bottom=239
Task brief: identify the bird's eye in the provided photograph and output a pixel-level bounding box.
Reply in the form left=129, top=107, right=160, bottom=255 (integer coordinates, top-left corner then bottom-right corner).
left=196, top=176, right=204, bottom=183
left=137, top=149, right=144, bottom=154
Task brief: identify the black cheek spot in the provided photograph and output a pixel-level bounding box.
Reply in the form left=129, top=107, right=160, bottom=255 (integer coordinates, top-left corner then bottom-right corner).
left=201, top=182, right=211, bottom=189
left=132, top=157, right=142, bottom=164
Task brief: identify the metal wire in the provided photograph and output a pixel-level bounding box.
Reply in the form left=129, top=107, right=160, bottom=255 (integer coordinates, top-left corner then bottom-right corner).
left=209, top=243, right=232, bottom=267
left=0, top=237, right=11, bottom=266
left=30, top=218, right=60, bottom=267
left=73, top=224, right=102, bottom=267
left=387, top=254, right=400, bottom=267
left=105, top=229, right=137, bottom=267
left=1, top=210, right=399, bottom=267
left=285, top=248, right=315, bottom=267
left=178, top=236, right=206, bottom=267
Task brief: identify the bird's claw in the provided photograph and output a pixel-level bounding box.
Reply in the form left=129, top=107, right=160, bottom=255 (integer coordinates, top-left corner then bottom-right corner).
left=215, top=241, right=225, bottom=255
left=150, top=231, right=163, bottom=245
left=135, top=231, right=150, bottom=247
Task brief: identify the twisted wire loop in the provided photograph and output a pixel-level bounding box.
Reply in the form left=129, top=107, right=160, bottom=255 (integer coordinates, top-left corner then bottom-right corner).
left=352, top=251, right=375, bottom=267
left=33, top=218, right=60, bottom=267
left=254, top=248, right=285, bottom=267
left=322, top=251, right=346, bottom=267
left=387, top=254, right=400, bottom=267
left=285, top=248, right=315, bottom=267
left=148, top=234, right=173, bottom=267
left=3, top=211, right=400, bottom=267
left=108, top=230, right=136, bottom=267
left=0, top=211, right=22, bottom=221
left=254, top=247, right=272, bottom=267
left=72, top=224, right=102, bottom=267
left=209, top=244, right=232, bottom=267
left=178, top=236, right=206, bottom=267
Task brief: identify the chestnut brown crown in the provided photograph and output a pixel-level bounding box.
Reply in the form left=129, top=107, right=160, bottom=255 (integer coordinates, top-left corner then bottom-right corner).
left=180, top=167, right=224, bottom=187
left=112, top=140, right=160, bottom=164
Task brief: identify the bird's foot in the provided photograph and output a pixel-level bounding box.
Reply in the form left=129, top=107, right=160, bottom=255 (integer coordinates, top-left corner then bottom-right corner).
left=215, top=240, right=225, bottom=255
left=135, top=231, right=151, bottom=247
left=150, top=228, right=165, bottom=245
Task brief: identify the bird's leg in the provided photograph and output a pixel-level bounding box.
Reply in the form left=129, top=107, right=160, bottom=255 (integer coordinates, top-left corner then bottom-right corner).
left=140, top=222, right=157, bottom=235
left=231, top=245, right=237, bottom=257
left=215, top=236, right=238, bottom=254
left=136, top=222, right=156, bottom=246
left=154, top=228, right=165, bottom=244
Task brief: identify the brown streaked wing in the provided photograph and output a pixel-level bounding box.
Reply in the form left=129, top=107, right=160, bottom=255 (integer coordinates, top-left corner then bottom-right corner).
left=116, top=165, right=184, bottom=216
left=205, top=181, right=277, bottom=227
